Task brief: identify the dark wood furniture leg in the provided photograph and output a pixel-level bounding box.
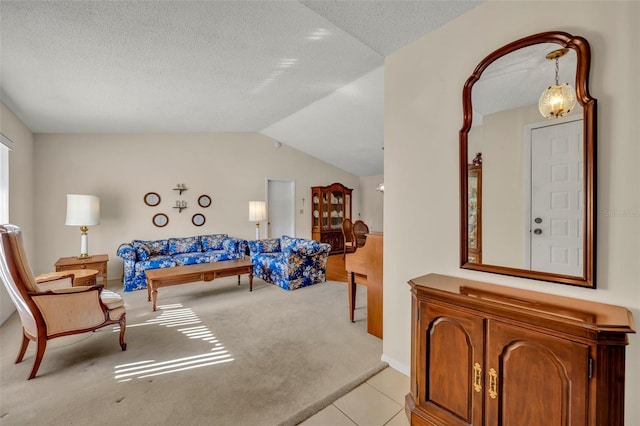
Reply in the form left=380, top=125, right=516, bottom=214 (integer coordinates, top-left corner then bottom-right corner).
left=348, top=272, right=356, bottom=322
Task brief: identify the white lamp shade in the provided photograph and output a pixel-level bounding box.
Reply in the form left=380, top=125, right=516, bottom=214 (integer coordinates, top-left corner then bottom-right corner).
left=65, top=194, right=100, bottom=226
left=248, top=201, right=266, bottom=222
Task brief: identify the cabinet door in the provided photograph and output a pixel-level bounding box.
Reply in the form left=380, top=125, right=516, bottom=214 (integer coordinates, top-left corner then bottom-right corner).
left=312, top=189, right=320, bottom=230
left=485, top=320, right=589, bottom=426
left=419, top=302, right=484, bottom=426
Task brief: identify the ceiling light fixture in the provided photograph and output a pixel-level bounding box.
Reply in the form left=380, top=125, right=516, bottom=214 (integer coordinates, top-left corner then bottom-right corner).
left=538, top=48, right=576, bottom=119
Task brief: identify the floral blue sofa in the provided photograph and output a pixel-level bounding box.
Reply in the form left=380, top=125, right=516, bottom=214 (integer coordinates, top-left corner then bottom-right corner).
left=248, top=236, right=331, bottom=291
left=117, top=234, right=248, bottom=292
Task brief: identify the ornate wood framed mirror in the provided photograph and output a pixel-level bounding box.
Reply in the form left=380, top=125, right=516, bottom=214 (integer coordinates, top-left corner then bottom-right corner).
left=460, top=31, right=596, bottom=288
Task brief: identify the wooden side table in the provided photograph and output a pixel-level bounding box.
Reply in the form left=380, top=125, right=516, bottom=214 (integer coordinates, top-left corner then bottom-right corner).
left=55, top=254, right=108, bottom=288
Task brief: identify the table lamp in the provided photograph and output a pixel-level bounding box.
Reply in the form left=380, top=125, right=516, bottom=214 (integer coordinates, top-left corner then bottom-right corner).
left=65, top=194, right=100, bottom=259
left=248, top=201, right=266, bottom=240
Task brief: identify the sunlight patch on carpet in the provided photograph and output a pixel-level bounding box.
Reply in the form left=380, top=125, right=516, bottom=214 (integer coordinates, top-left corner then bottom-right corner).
left=113, top=303, right=233, bottom=382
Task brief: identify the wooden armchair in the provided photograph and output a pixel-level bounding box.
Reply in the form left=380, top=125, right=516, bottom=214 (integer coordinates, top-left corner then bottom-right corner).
left=0, top=224, right=127, bottom=379
left=353, top=220, right=370, bottom=248
left=341, top=218, right=356, bottom=257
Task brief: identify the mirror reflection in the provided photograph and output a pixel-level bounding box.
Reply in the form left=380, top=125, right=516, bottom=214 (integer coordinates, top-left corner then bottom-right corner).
left=460, top=32, right=596, bottom=288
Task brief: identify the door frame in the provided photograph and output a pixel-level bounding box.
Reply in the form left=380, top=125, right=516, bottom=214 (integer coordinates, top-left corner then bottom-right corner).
left=265, top=178, right=296, bottom=238
left=522, top=115, right=583, bottom=269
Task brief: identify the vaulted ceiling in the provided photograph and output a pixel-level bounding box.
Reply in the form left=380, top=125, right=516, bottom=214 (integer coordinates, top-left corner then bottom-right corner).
left=0, top=0, right=481, bottom=176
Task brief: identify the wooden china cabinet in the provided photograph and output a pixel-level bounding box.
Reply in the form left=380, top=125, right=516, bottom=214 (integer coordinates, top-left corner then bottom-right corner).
left=406, top=274, right=635, bottom=426
left=311, top=183, right=352, bottom=253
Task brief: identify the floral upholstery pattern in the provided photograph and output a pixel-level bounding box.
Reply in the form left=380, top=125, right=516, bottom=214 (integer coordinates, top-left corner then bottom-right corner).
left=133, top=239, right=168, bottom=256
left=201, top=234, right=227, bottom=251
left=168, top=236, right=201, bottom=255
left=117, top=234, right=248, bottom=292
left=248, top=236, right=331, bottom=291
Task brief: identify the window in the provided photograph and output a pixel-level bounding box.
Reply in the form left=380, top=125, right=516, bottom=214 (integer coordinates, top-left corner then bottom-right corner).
left=0, top=133, right=14, bottom=223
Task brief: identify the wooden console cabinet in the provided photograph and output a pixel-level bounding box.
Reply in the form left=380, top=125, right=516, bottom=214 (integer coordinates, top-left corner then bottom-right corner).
left=311, top=183, right=352, bottom=253
left=406, top=274, right=635, bottom=426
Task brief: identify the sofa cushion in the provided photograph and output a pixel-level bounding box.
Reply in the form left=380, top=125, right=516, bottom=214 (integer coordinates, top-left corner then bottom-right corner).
left=132, top=242, right=151, bottom=261
left=222, top=238, right=239, bottom=253
left=207, top=250, right=240, bottom=262
left=136, top=256, right=177, bottom=274
left=168, top=236, right=201, bottom=255
left=201, top=234, right=228, bottom=251
left=252, top=238, right=281, bottom=253
left=173, top=252, right=211, bottom=266
left=133, top=239, right=169, bottom=256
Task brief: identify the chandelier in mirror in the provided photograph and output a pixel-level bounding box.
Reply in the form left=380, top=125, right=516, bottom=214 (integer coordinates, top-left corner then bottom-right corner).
left=538, top=48, right=577, bottom=118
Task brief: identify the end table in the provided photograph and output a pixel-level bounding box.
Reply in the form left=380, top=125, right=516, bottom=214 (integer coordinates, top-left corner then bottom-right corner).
left=55, top=254, right=108, bottom=287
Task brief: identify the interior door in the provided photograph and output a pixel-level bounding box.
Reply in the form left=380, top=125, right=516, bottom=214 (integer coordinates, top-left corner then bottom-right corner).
left=529, top=119, right=583, bottom=276
left=266, top=179, right=295, bottom=238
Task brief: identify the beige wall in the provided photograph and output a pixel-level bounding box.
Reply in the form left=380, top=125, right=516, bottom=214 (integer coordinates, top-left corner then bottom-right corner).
left=0, top=102, right=35, bottom=323
left=356, top=174, right=384, bottom=232
left=32, top=133, right=361, bottom=280
left=384, top=1, right=639, bottom=424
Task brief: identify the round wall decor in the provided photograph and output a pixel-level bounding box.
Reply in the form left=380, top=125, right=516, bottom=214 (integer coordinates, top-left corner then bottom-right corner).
left=152, top=213, right=169, bottom=227
left=144, top=192, right=161, bottom=206
left=198, top=195, right=212, bottom=208
left=192, top=213, right=206, bottom=226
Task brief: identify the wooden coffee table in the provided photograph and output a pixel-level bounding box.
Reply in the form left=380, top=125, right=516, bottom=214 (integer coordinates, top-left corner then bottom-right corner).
left=145, top=259, right=254, bottom=311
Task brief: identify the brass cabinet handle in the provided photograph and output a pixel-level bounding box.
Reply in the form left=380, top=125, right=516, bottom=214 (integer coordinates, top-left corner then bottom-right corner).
left=488, top=368, right=498, bottom=399
left=473, top=362, right=482, bottom=392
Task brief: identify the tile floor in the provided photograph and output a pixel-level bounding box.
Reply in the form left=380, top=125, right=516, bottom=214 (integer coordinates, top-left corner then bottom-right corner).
left=300, top=367, right=410, bottom=426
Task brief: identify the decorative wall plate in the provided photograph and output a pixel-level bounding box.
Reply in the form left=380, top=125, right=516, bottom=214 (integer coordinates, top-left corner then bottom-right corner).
left=192, top=213, right=206, bottom=226
left=144, top=192, right=161, bottom=206
left=152, top=213, right=169, bottom=227
left=198, top=195, right=212, bottom=208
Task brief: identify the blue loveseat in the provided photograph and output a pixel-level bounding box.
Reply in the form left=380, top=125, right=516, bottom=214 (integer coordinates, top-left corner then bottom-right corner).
left=248, top=236, right=331, bottom=291
left=117, top=234, right=248, bottom=292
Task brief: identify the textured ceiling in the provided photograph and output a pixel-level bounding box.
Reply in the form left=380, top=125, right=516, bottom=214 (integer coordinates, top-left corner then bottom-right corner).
left=0, top=0, right=481, bottom=176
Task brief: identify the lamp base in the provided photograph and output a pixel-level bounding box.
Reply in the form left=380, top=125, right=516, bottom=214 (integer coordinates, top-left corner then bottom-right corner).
left=79, top=229, right=91, bottom=260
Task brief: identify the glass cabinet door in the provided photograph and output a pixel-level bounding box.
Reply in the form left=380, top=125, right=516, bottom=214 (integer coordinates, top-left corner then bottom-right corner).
left=312, top=190, right=320, bottom=229
left=331, top=189, right=343, bottom=229
left=467, top=166, right=481, bottom=263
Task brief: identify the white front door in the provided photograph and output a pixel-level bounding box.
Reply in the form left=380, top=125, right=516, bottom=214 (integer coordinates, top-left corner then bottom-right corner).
left=530, top=119, right=583, bottom=276
left=266, top=179, right=295, bottom=238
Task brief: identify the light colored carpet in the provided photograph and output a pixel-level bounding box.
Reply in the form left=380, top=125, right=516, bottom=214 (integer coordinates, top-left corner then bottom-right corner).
left=0, top=277, right=383, bottom=425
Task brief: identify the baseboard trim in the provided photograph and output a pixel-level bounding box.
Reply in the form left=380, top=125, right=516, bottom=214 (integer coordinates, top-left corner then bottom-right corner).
left=381, top=354, right=409, bottom=377
left=277, top=361, right=389, bottom=426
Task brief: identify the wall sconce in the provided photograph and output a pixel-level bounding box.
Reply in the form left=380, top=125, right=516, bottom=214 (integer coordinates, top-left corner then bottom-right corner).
left=538, top=48, right=576, bottom=119
left=376, top=183, right=385, bottom=194
left=248, top=201, right=267, bottom=240
left=65, top=194, right=100, bottom=259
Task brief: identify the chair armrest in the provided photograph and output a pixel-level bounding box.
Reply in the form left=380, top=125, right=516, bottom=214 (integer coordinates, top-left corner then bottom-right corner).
left=283, top=240, right=331, bottom=257
left=117, top=243, right=136, bottom=261
left=30, top=286, right=109, bottom=336
left=248, top=239, right=281, bottom=255
left=35, top=273, right=74, bottom=291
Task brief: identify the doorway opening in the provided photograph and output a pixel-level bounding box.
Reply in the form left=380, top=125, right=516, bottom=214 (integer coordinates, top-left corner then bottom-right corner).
left=265, top=179, right=295, bottom=238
